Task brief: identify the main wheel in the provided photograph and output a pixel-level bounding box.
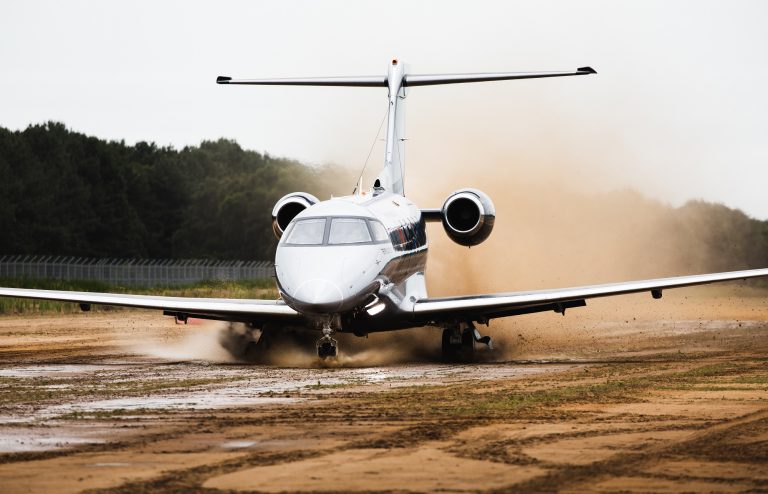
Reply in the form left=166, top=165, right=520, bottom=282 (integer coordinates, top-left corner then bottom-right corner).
left=442, top=327, right=475, bottom=362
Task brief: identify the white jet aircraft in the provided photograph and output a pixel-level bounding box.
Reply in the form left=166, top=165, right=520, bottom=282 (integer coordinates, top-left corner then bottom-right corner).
left=2, top=59, right=767, bottom=359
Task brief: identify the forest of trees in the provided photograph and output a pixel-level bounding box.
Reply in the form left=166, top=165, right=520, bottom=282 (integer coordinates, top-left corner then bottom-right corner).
left=0, top=122, right=348, bottom=260
left=0, top=122, right=767, bottom=269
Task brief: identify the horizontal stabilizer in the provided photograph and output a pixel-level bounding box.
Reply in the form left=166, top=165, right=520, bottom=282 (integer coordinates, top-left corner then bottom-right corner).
left=215, top=75, right=386, bottom=87
left=403, top=67, right=596, bottom=87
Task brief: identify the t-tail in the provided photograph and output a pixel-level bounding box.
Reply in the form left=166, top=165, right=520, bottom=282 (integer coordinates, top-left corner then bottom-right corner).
left=217, top=61, right=596, bottom=197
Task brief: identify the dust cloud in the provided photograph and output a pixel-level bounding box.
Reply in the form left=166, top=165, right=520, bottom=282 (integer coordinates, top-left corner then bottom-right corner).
left=402, top=146, right=753, bottom=359
left=135, top=323, right=241, bottom=363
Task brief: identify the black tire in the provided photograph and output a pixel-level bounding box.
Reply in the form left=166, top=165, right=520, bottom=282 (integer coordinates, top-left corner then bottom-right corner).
left=442, top=327, right=475, bottom=362
left=442, top=328, right=454, bottom=357
left=461, top=328, right=476, bottom=354
left=317, top=341, right=337, bottom=359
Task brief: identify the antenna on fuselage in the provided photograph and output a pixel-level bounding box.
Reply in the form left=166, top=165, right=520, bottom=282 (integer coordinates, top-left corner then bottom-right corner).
left=217, top=63, right=596, bottom=197
left=352, top=105, right=389, bottom=196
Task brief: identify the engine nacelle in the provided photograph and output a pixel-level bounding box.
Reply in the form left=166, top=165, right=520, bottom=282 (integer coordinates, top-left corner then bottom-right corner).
left=271, top=192, right=319, bottom=239
left=441, top=188, right=495, bottom=246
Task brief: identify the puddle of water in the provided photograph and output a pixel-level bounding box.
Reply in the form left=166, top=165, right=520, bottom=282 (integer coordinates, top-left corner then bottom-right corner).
left=0, top=363, right=568, bottom=430
left=42, top=394, right=301, bottom=417
left=0, top=427, right=107, bottom=452
left=222, top=441, right=257, bottom=449
left=0, top=361, right=578, bottom=453
left=0, top=364, right=124, bottom=378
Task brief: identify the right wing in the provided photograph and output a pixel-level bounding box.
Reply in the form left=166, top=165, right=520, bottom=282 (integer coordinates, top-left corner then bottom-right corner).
left=0, top=287, right=303, bottom=326
left=411, top=268, right=768, bottom=324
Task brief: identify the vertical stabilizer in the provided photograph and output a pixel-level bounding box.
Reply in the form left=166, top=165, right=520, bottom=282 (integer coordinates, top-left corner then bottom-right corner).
left=377, top=59, right=406, bottom=195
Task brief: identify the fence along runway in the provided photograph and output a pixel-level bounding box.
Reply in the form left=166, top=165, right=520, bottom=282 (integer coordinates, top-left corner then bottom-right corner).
left=0, top=256, right=274, bottom=286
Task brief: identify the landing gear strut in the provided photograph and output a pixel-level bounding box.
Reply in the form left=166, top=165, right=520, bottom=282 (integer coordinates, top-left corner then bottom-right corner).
left=441, top=322, right=492, bottom=361
left=316, top=322, right=338, bottom=359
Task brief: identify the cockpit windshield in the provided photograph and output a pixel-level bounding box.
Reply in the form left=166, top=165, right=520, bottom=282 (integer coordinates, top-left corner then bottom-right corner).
left=284, top=218, right=326, bottom=245
left=329, top=218, right=371, bottom=245
left=282, top=216, right=390, bottom=247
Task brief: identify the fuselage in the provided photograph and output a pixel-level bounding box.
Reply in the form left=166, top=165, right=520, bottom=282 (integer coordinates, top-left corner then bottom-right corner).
left=274, top=190, right=427, bottom=322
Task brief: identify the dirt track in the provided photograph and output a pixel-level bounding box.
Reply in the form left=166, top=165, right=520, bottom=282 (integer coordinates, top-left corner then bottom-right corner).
left=0, top=285, right=767, bottom=493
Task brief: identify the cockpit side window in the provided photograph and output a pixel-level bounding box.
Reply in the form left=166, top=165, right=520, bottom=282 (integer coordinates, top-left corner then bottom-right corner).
left=284, top=218, right=327, bottom=245
left=368, top=220, right=389, bottom=243
left=329, top=218, right=372, bottom=245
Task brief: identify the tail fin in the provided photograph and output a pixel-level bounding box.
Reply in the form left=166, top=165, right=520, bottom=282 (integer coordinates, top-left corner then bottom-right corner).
left=217, top=62, right=596, bottom=197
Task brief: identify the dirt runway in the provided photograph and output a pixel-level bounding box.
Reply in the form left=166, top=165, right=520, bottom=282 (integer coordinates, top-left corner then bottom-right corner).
left=0, top=285, right=767, bottom=493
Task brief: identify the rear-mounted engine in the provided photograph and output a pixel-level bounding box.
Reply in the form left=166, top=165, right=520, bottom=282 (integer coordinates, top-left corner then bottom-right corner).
left=441, top=188, right=495, bottom=246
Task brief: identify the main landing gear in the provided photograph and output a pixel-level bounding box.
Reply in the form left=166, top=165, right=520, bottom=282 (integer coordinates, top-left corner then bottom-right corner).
left=441, top=322, right=493, bottom=361
left=316, top=321, right=338, bottom=359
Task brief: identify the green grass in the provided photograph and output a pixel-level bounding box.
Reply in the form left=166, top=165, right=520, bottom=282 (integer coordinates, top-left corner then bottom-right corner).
left=0, top=277, right=279, bottom=315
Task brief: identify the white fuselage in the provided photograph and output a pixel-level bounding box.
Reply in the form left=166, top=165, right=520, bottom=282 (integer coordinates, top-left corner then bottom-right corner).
left=274, top=190, right=427, bottom=322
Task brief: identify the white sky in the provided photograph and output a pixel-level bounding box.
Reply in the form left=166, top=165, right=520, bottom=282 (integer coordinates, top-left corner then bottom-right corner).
left=2, top=0, right=768, bottom=218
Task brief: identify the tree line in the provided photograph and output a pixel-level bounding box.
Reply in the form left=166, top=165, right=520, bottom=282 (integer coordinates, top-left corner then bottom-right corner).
left=1, top=122, right=767, bottom=270
left=0, top=122, right=347, bottom=260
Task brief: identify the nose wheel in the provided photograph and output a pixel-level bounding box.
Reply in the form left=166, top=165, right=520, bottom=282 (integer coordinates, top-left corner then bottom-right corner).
left=317, top=336, right=338, bottom=359
left=316, top=322, right=338, bottom=359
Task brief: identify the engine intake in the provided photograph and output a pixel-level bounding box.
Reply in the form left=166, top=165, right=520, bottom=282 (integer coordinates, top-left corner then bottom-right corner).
left=271, top=192, right=319, bottom=239
left=441, top=188, right=495, bottom=246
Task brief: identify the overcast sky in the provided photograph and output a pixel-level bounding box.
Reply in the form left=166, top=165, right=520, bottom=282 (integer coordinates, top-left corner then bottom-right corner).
left=2, top=1, right=767, bottom=218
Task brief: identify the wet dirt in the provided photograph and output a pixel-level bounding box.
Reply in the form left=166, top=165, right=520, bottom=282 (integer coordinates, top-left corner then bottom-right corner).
left=0, top=284, right=766, bottom=493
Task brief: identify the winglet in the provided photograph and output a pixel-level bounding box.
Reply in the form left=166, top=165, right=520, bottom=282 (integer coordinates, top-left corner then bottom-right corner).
left=216, top=76, right=232, bottom=84
left=577, top=66, right=597, bottom=74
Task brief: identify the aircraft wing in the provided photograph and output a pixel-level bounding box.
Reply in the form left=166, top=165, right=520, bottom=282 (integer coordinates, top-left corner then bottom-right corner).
left=411, top=268, right=768, bottom=323
left=0, top=287, right=302, bottom=325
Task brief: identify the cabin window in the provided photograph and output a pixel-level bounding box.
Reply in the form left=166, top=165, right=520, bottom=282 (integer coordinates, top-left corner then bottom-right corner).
left=285, top=218, right=326, bottom=245
left=329, top=218, right=372, bottom=244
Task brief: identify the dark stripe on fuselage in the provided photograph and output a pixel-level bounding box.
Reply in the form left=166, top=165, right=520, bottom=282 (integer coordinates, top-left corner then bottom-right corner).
left=388, top=215, right=427, bottom=252
left=380, top=215, right=428, bottom=285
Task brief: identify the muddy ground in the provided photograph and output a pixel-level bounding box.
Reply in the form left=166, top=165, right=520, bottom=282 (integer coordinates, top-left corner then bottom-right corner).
left=0, top=285, right=766, bottom=493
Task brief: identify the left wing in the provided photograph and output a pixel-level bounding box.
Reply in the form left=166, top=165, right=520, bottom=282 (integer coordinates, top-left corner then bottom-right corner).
left=411, top=268, right=768, bottom=324
left=0, top=287, right=303, bottom=325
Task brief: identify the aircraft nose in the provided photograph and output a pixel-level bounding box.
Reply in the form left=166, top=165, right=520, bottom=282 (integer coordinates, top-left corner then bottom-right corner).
left=292, top=278, right=345, bottom=313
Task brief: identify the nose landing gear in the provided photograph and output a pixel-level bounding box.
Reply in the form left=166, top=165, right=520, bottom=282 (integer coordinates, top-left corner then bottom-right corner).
left=316, top=321, right=338, bottom=359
